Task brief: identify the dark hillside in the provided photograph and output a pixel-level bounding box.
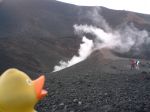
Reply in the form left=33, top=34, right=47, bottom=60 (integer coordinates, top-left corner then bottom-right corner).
left=0, top=36, right=80, bottom=75
left=0, top=0, right=150, bottom=74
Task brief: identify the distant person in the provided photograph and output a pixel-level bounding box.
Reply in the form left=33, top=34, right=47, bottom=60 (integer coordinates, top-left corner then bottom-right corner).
left=131, top=59, right=136, bottom=70
left=136, top=60, right=140, bottom=70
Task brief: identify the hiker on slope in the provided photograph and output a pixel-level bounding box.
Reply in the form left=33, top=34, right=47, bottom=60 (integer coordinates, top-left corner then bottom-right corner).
left=130, top=59, right=136, bottom=70
left=136, top=60, right=140, bottom=70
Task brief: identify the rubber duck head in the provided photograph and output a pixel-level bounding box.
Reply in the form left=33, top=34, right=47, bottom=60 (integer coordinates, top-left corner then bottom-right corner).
left=0, top=68, right=47, bottom=112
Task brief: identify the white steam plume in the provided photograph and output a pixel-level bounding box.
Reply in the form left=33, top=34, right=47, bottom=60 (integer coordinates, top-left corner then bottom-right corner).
left=87, top=7, right=111, bottom=32
left=53, top=36, right=94, bottom=72
left=74, top=24, right=149, bottom=53
left=53, top=7, right=150, bottom=72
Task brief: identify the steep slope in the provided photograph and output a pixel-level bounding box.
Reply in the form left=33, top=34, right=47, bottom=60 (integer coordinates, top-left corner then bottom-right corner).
left=0, top=0, right=79, bottom=38
left=0, top=36, right=80, bottom=75
left=0, top=0, right=150, bottom=75
left=0, top=0, right=81, bottom=74
left=0, top=0, right=150, bottom=38
left=101, top=7, right=150, bottom=31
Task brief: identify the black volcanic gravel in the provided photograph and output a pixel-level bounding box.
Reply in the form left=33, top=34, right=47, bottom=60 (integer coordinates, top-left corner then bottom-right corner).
left=36, top=55, right=150, bottom=112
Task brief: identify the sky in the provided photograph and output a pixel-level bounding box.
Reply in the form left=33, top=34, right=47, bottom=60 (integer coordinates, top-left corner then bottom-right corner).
left=56, top=0, right=150, bottom=15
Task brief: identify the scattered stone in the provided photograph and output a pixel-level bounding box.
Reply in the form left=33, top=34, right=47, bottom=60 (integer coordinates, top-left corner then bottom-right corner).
left=59, top=102, right=65, bottom=106
left=104, top=93, right=108, bottom=96
left=101, top=105, right=112, bottom=112
left=82, top=103, right=92, bottom=111
left=73, top=99, right=78, bottom=103
left=78, top=101, right=82, bottom=105
left=70, top=110, right=74, bottom=112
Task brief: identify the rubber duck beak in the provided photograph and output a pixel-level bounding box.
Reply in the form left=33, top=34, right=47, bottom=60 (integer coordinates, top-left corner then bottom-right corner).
left=33, top=75, right=47, bottom=100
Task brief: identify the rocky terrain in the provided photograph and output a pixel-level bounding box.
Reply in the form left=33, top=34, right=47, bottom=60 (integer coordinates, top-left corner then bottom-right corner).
left=37, top=50, right=150, bottom=112
left=0, top=0, right=150, bottom=112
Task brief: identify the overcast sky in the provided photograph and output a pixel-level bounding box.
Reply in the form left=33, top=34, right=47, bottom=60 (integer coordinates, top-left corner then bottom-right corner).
left=56, top=0, right=150, bottom=14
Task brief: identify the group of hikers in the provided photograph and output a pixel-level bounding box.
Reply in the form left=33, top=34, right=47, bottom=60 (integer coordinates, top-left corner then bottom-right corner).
left=130, top=59, right=140, bottom=70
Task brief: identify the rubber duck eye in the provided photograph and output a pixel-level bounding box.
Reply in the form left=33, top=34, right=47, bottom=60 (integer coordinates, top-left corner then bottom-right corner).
left=26, top=79, right=32, bottom=86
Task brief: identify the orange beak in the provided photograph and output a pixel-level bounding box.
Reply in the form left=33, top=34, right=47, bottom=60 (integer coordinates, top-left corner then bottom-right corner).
left=33, top=75, right=47, bottom=100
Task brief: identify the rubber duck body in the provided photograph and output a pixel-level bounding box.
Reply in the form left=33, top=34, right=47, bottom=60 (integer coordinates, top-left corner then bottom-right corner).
left=0, top=68, right=47, bottom=112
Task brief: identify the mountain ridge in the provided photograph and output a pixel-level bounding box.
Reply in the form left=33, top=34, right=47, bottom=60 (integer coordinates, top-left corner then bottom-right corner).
left=0, top=0, right=150, bottom=74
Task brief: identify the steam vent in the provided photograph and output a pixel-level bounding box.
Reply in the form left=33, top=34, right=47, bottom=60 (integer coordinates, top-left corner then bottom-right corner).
left=0, top=0, right=150, bottom=111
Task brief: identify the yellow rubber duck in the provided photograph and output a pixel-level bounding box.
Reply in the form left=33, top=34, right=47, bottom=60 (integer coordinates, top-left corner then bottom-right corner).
left=0, top=68, right=47, bottom=112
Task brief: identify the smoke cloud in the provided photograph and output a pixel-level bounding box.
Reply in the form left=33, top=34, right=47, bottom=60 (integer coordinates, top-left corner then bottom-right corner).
left=86, top=7, right=111, bottom=32
left=75, top=7, right=149, bottom=53
left=53, top=7, right=150, bottom=72
left=74, top=23, right=149, bottom=53
left=53, top=36, right=94, bottom=72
